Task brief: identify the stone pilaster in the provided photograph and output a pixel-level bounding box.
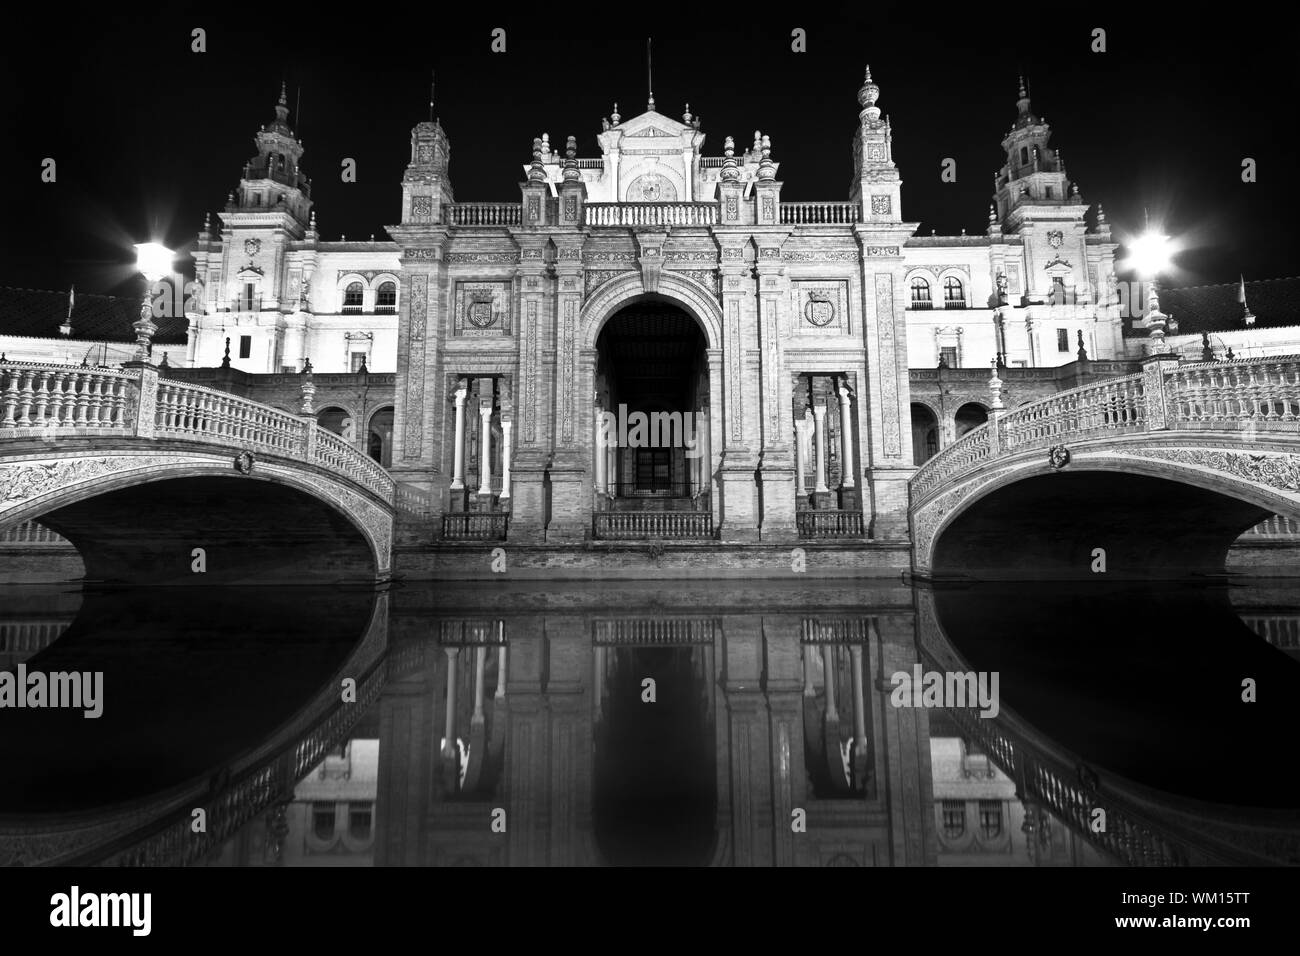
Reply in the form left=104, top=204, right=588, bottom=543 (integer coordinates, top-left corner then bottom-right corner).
left=510, top=239, right=551, bottom=542
left=716, top=237, right=759, bottom=541
left=755, top=238, right=796, bottom=540
left=547, top=241, right=588, bottom=542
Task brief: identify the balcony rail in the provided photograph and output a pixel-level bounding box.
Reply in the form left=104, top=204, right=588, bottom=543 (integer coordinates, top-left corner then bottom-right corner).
left=909, top=300, right=934, bottom=310
left=609, top=479, right=694, bottom=498
left=441, top=512, right=510, bottom=541
left=228, top=297, right=264, bottom=312
left=911, top=355, right=1300, bottom=505
left=943, top=300, right=968, bottom=309
left=447, top=202, right=523, bottom=226
left=593, top=510, right=714, bottom=539
left=585, top=203, right=718, bottom=227
left=779, top=202, right=859, bottom=225
left=796, top=509, right=865, bottom=538
left=0, top=359, right=395, bottom=505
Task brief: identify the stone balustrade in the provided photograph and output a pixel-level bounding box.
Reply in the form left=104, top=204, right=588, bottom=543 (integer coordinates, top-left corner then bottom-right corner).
left=593, top=510, right=713, bottom=539
left=796, top=509, right=865, bottom=537
left=0, top=520, right=68, bottom=545
left=584, top=202, right=718, bottom=227
left=0, top=360, right=395, bottom=505
left=911, top=356, right=1300, bottom=506
left=441, top=512, right=509, bottom=541
left=779, top=202, right=860, bottom=225
left=446, top=202, right=523, bottom=226
left=0, top=363, right=133, bottom=434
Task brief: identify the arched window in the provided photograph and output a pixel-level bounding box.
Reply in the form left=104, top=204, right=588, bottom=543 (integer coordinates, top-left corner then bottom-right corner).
left=343, top=281, right=363, bottom=313
left=910, top=277, right=932, bottom=309
left=943, top=276, right=965, bottom=308
left=376, top=281, right=397, bottom=313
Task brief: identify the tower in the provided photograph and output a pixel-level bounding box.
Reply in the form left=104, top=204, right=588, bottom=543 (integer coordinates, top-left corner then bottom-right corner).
left=992, top=77, right=1074, bottom=229
left=849, top=66, right=902, bottom=223
left=401, top=113, right=454, bottom=225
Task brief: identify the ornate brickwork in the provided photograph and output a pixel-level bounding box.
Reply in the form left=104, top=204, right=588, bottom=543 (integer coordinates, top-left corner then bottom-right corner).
left=792, top=280, right=850, bottom=334
left=728, top=299, right=742, bottom=443
left=452, top=281, right=511, bottom=336
left=875, top=273, right=901, bottom=457
left=561, top=299, right=577, bottom=442
left=523, top=299, right=538, bottom=442
left=402, top=274, right=428, bottom=459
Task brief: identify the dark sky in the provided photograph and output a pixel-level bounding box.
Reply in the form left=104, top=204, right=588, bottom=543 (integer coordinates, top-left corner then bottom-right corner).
left=3, top=7, right=1295, bottom=296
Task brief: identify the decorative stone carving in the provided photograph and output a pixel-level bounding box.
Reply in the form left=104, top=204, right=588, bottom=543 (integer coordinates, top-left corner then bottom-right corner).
left=665, top=251, right=716, bottom=263
left=445, top=252, right=518, bottom=264
left=673, top=269, right=719, bottom=295
left=244, top=238, right=261, bottom=256
left=728, top=300, right=743, bottom=443
left=585, top=270, right=632, bottom=297
left=453, top=281, right=511, bottom=336
left=234, top=451, right=255, bottom=474
left=1048, top=444, right=1071, bottom=469
left=403, top=248, right=440, bottom=260
left=561, top=299, right=577, bottom=442
left=625, top=173, right=677, bottom=202
left=1136, top=449, right=1300, bottom=493
left=584, top=251, right=637, bottom=263
left=875, top=273, right=901, bottom=457
left=865, top=246, right=900, bottom=257
left=402, top=274, right=428, bottom=458
left=411, top=196, right=434, bottom=222
left=793, top=280, right=849, bottom=334
left=523, top=299, right=538, bottom=442
left=783, top=249, right=859, bottom=262
left=871, top=196, right=892, bottom=215
left=1047, top=230, right=1064, bottom=249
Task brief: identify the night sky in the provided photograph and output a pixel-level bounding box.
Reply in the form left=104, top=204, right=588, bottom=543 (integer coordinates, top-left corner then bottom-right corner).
left=3, top=8, right=1295, bottom=296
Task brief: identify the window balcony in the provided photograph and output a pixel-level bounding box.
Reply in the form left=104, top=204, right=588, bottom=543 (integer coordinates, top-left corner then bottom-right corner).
left=943, top=300, right=968, bottom=310
left=910, top=300, right=934, bottom=310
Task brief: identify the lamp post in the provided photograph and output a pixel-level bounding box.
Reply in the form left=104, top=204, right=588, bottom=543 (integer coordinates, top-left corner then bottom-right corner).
left=1122, top=229, right=1174, bottom=356
left=133, top=242, right=174, bottom=364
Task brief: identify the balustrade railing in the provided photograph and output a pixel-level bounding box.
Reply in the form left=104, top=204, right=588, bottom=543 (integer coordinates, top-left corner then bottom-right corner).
left=441, top=512, right=510, bottom=541
left=1241, top=514, right=1300, bottom=537
left=447, top=202, right=523, bottom=226
left=0, top=360, right=395, bottom=505
left=1169, top=358, right=1300, bottom=429
left=585, top=203, right=718, bottom=227
left=796, top=509, right=865, bottom=538
left=593, top=510, right=714, bottom=539
left=779, top=202, right=859, bottom=225
left=0, top=363, right=133, bottom=434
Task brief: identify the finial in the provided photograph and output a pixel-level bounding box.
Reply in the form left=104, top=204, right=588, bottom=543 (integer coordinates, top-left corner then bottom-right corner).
left=563, top=135, right=580, bottom=181
left=988, top=358, right=1005, bottom=410
left=1077, top=329, right=1089, bottom=362
left=529, top=137, right=546, bottom=182
left=1018, top=74, right=1027, bottom=99
left=646, top=37, right=654, bottom=111
left=611, top=102, right=620, bottom=125
left=222, top=337, right=231, bottom=368
left=683, top=103, right=692, bottom=124
left=429, top=68, right=436, bottom=122
left=721, top=135, right=739, bottom=182
left=857, top=65, right=881, bottom=118
left=758, top=134, right=775, bottom=180
left=988, top=203, right=997, bottom=223
left=752, top=130, right=762, bottom=156
left=279, top=80, right=288, bottom=107
left=865, top=65, right=873, bottom=83
left=1096, top=202, right=1107, bottom=224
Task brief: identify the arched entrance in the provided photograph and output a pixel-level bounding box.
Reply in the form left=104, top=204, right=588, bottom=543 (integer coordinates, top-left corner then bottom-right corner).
left=367, top=406, right=393, bottom=468
left=317, top=406, right=353, bottom=440
left=954, top=402, right=989, bottom=439
left=592, top=301, right=712, bottom=535
left=911, top=403, right=939, bottom=465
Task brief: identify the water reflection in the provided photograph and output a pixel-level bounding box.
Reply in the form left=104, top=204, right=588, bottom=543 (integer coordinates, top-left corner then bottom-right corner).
left=2, top=579, right=1297, bottom=866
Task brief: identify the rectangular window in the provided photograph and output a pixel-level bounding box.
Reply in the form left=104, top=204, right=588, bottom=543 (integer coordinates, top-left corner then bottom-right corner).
left=281, top=365, right=296, bottom=374
left=348, top=802, right=374, bottom=841
left=939, top=346, right=958, bottom=368
left=1057, top=328, right=1070, bottom=352
left=942, top=800, right=966, bottom=839
left=239, top=335, right=252, bottom=359
left=311, top=802, right=335, bottom=840
left=242, top=283, right=257, bottom=311
left=979, top=801, right=1003, bottom=839
left=350, top=352, right=368, bottom=372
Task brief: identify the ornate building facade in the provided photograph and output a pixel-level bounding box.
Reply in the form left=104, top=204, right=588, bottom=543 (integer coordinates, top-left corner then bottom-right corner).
left=179, top=71, right=1186, bottom=543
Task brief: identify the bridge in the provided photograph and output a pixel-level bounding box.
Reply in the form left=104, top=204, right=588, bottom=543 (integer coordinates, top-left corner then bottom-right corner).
left=0, top=360, right=396, bottom=584
left=910, top=354, right=1300, bottom=580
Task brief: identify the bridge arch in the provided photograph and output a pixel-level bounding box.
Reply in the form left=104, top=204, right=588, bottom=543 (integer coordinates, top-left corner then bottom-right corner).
left=910, top=357, right=1300, bottom=580
left=0, top=451, right=390, bottom=584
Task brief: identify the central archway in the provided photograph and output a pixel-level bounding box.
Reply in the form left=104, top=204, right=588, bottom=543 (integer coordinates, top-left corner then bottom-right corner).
left=595, top=303, right=709, bottom=509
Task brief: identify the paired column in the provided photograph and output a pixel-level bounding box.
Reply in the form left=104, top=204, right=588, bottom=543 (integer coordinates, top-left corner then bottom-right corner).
left=450, top=380, right=468, bottom=490
left=837, top=385, right=856, bottom=488
left=477, top=404, right=493, bottom=496
left=593, top=401, right=606, bottom=501
left=442, top=647, right=460, bottom=759
left=500, top=420, right=513, bottom=501
left=812, top=404, right=829, bottom=493
left=793, top=413, right=810, bottom=496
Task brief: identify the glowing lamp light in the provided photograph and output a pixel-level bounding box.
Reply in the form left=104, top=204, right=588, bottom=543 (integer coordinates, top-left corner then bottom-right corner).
left=1123, top=231, right=1172, bottom=279
left=134, top=242, right=174, bottom=282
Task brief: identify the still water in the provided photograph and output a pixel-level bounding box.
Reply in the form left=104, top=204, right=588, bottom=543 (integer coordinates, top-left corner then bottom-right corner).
left=1, top=578, right=1297, bottom=866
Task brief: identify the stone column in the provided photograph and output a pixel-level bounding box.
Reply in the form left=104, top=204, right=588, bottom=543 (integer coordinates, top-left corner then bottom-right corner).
left=450, top=380, right=467, bottom=491
left=477, top=404, right=493, bottom=496
left=813, top=404, right=829, bottom=493
left=850, top=644, right=868, bottom=758
left=592, top=400, right=606, bottom=506
left=821, top=645, right=839, bottom=722
left=837, top=385, right=856, bottom=488
left=500, top=418, right=513, bottom=501
left=495, top=645, right=507, bottom=700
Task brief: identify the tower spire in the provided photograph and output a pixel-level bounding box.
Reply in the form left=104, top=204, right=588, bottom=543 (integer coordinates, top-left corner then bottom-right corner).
left=429, top=69, right=435, bottom=123
left=647, top=37, right=654, bottom=111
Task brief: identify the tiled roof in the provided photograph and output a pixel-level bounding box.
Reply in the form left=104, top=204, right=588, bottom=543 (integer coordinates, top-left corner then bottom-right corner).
left=0, top=286, right=189, bottom=345
left=1130, top=277, right=1300, bottom=337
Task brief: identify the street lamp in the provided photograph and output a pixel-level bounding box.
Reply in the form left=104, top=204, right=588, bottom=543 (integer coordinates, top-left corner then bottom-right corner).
left=1121, top=229, right=1174, bottom=355
left=133, top=241, right=174, bottom=363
